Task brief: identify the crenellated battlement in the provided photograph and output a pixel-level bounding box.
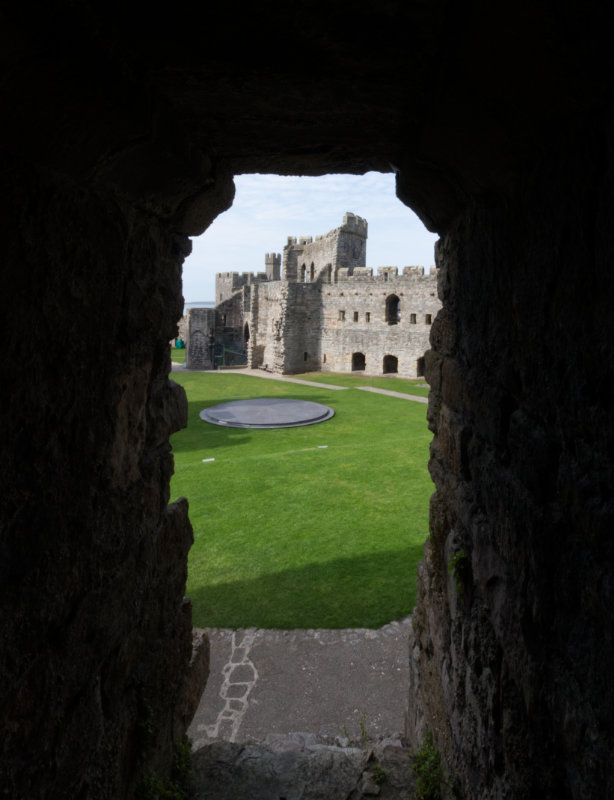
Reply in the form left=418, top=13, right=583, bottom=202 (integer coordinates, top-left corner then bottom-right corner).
left=217, top=217, right=436, bottom=301
left=334, top=265, right=437, bottom=282
left=216, top=271, right=268, bottom=281
left=207, top=213, right=440, bottom=380
left=341, top=212, right=368, bottom=237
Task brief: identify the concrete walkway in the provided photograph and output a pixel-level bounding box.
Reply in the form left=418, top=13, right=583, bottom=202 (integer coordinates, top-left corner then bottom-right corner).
left=356, top=386, right=428, bottom=404
left=173, top=364, right=429, bottom=404
left=188, top=617, right=412, bottom=750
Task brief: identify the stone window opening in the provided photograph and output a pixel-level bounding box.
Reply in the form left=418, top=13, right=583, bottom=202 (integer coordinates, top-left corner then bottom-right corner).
left=383, top=354, right=398, bottom=374
left=323, top=354, right=326, bottom=364
left=417, top=356, right=425, bottom=377
left=339, top=310, right=345, bottom=321
left=410, top=313, right=417, bottom=324
left=386, top=294, right=400, bottom=325
left=304, top=351, right=308, bottom=361
left=352, top=352, right=366, bottom=371
left=353, top=311, right=359, bottom=322
left=244, top=322, right=250, bottom=342
left=366, top=312, right=371, bottom=322
left=301, top=264, right=307, bottom=282
left=310, top=263, right=315, bottom=281
left=425, top=314, right=432, bottom=324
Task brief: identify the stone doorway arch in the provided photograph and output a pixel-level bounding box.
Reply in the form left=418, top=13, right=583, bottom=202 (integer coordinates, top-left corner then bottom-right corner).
left=383, top=354, right=398, bottom=374
left=352, top=352, right=366, bottom=371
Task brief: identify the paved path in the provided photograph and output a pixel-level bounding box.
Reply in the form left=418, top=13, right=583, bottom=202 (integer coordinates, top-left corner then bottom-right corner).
left=188, top=618, right=412, bottom=750
left=356, top=386, right=428, bottom=404
left=172, top=365, right=429, bottom=403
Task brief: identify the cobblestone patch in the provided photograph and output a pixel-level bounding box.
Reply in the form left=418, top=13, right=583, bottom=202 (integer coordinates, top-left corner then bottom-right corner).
left=189, top=618, right=412, bottom=750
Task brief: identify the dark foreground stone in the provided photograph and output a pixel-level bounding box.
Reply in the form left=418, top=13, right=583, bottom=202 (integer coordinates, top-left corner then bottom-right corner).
left=191, top=738, right=415, bottom=800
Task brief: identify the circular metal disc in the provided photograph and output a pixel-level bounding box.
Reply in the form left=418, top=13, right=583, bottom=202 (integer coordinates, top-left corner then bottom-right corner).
left=199, top=397, right=335, bottom=429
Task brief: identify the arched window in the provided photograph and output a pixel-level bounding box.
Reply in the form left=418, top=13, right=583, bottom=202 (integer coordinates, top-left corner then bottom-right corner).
left=385, top=294, right=400, bottom=325
left=244, top=322, right=250, bottom=342
left=310, top=263, right=315, bottom=281
left=301, top=264, right=307, bottom=282
left=383, top=354, right=398, bottom=374
left=352, top=352, right=366, bottom=371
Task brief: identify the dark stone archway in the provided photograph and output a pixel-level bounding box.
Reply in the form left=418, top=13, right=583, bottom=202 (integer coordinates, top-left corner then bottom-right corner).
left=352, top=352, right=366, bottom=371
left=1, top=4, right=613, bottom=799
left=383, top=354, right=398, bottom=374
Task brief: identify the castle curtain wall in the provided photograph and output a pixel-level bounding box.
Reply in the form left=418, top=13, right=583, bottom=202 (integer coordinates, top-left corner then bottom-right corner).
left=319, top=269, right=439, bottom=377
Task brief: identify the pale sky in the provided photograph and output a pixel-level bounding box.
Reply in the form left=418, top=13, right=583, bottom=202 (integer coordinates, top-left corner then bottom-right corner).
left=182, top=172, right=439, bottom=303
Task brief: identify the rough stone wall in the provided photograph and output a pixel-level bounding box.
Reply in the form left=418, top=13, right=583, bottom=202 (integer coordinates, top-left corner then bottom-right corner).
left=216, top=271, right=267, bottom=304
left=246, top=281, right=288, bottom=371
left=217, top=216, right=438, bottom=378
left=320, top=268, right=439, bottom=377
left=407, top=134, right=614, bottom=799
left=245, top=281, right=320, bottom=372
left=185, top=308, right=216, bottom=369
left=236, top=266, right=439, bottom=378
left=283, top=213, right=367, bottom=282
left=0, top=157, right=211, bottom=799
left=279, top=283, right=323, bottom=373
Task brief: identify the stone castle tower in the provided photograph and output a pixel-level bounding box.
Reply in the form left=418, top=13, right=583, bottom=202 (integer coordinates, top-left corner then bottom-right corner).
left=185, top=213, right=439, bottom=376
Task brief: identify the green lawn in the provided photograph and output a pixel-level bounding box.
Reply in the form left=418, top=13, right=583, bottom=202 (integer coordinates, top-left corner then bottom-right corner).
left=171, top=346, right=186, bottom=363
left=170, top=372, right=433, bottom=629
left=291, top=371, right=430, bottom=397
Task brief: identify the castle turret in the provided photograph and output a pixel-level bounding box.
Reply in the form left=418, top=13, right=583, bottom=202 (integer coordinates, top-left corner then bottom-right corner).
left=265, top=252, right=281, bottom=281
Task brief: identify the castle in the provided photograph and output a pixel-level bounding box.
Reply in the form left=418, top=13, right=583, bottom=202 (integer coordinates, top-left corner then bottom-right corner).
left=183, top=213, right=440, bottom=378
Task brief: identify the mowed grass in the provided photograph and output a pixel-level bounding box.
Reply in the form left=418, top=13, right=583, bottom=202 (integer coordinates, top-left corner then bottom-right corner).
left=291, top=371, right=430, bottom=397
left=170, top=372, right=433, bottom=629
left=171, top=346, right=186, bottom=363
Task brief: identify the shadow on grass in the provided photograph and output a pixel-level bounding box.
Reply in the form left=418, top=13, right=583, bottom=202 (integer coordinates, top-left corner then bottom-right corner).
left=187, top=543, right=426, bottom=630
